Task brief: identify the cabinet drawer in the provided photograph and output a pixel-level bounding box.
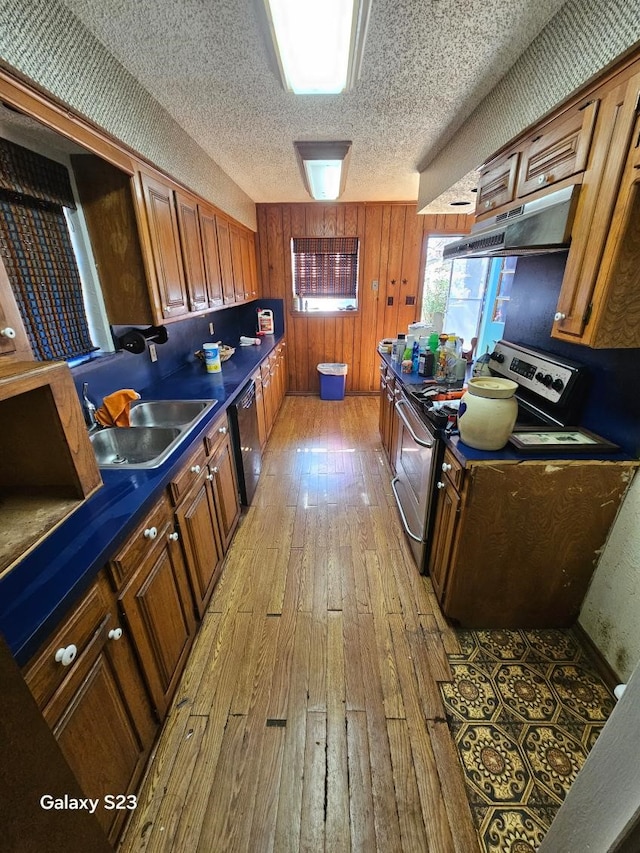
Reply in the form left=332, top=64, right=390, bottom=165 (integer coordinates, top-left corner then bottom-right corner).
left=169, top=442, right=208, bottom=503
left=23, top=575, right=110, bottom=712
left=203, top=413, right=230, bottom=457
left=440, top=449, right=464, bottom=492
left=108, top=493, right=173, bottom=588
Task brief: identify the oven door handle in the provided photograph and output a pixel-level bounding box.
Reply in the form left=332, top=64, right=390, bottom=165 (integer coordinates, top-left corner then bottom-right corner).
left=394, top=399, right=434, bottom=448
left=390, top=476, right=423, bottom=542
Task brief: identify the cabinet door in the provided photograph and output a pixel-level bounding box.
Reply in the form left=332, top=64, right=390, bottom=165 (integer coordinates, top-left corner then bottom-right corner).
left=175, top=475, right=224, bottom=617
left=175, top=190, right=209, bottom=312
left=517, top=101, right=598, bottom=197
left=139, top=171, right=188, bottom=320
left=253, top=369, right=267, bottom=449
left=476, top=152, right=520, bottom=216
left=33, top=576, right=156, bottom=844
left=229, top=224, right=245, bottom=302
left=239, top=228, right=253, bottom=301
left=261, top=361, right=274, bottom=438
left=0, top=255, right=32, bottom=360
left=198, top=205, right=224, bottom=308
left=428, top=478, right=460, bottom=603
left=216, top=216, right=236, bottom=305
left=247, top=230, right=259, bottom=299
left=552, top=73, right=640, bottom=344
left=208, top=432, right=240, bottom=551
left=119, top=530, right=196, bottom=717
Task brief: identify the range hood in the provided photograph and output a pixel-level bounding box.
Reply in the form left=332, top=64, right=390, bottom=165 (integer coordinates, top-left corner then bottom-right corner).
left=442, top=185, right=580, bottom=260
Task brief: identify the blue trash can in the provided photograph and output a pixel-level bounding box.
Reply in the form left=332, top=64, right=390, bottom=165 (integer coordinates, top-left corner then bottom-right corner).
left=318, top=363, right=348, bottom=400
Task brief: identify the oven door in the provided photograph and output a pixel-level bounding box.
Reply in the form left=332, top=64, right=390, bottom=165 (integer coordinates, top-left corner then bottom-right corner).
left=391, top=391, right=442, bottom=571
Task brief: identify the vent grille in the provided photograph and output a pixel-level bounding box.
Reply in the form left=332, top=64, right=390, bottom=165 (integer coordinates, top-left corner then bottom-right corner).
left=496, top=205, right=524, bottom=223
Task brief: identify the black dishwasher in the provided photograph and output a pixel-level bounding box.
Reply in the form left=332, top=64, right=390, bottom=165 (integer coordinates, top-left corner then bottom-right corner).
left=228, top=380, right=262, bottom=505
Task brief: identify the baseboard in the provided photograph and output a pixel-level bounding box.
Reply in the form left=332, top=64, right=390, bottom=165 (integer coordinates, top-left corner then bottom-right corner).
left=572, top=622, right=621, bottom=692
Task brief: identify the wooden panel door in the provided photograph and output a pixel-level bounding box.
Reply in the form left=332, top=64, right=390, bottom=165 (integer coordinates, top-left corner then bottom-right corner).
left=208, top=431, right=240, bottom=551
left=119, top=531, right=196, bottom=717
left=175, top=190, right=209, bottom=312
left=517, top=101, right=599, bottom=197
left=428, top=478, right=460, bottom=603
left=198, top=205, right=224, bottom=308
left=475, top=152, right=520, bottom=216
left=175, top=475, right=224, bottom=617
left=229, top=224, right=245, bottom=302
left=216, top=216, right=236, bottom=305
left=139, top=171, right=188, bottom=320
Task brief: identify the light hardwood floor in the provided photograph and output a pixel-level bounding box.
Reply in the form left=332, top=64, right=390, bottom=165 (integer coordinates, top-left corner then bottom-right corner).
left=119, top=396, right=479, bottom=853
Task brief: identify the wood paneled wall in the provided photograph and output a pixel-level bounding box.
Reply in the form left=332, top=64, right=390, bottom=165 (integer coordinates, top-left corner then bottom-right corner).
left=256, top=203, right=470, bottom=394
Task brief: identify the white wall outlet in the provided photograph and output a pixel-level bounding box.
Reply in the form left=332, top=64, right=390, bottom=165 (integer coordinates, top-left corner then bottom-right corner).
left=209, top=322, right=215, bottom=335
left=372, top=279, right=379, bottom=291
left=149, top=343, right=158, bottom=363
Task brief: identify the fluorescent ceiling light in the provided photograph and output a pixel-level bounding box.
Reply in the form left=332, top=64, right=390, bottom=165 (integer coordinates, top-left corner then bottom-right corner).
left=295, top=141, right=352, bottom=200
left=264, top=0, right=370, bottom=94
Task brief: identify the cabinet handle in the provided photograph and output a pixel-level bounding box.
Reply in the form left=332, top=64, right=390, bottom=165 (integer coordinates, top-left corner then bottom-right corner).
left=554, top=312, right=566, bottom=322
left=168, top=531, right=179, bottom=541
left=537, top=174, right=551, bottom=185
left=211, top=466, right=219, bottom=475
left=218, top=426, right=227, bottom=435
left=190, top=464, right=201, bottom=474
left=144, top=526, right=158, bottom=540
left=55, top=645, right=77, bottom=666
left=484, top=200, right=494, bottom=209
left=206, top=473, right=214, bottom=481
left=442, top=462, right=452, bottom=472
left=108, top=628, right=123, bottom=641
left=436, top=481, right=446, bottom=489
left=0, top=327, right=16, bottom=339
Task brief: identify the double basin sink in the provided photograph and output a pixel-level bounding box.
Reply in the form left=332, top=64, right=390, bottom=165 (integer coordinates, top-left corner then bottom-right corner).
left=90, top=399, right=217, bottom=468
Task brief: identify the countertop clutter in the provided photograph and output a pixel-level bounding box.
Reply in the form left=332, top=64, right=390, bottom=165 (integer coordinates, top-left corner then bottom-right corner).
left=0, top=335, right=283, bottom=666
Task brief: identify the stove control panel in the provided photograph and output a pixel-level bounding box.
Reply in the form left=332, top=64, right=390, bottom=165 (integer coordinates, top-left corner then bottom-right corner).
left=489, top=341, right=577, bottom=406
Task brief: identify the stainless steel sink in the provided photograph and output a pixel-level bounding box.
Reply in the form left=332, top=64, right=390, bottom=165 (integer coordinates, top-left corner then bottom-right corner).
left=90, top=426, right=182, bottom=467
left=128, top=399, right=212, bottom=428
left=90, top=399, right=217, bottom=468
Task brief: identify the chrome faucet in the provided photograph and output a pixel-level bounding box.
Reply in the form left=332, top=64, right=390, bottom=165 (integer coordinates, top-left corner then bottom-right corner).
left=82, top=383, right=100, bottom=431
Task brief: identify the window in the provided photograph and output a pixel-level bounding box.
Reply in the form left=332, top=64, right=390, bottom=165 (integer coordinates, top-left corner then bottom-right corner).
left=292, top=236, right=359, bottom=312
left=0, top=131, right=112, bottom=363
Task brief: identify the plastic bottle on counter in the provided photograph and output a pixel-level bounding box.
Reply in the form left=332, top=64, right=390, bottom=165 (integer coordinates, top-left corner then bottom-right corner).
left=401, top=341, right=414, bottom=373
left=444, top=335, right=459, bottom=383
left=202, top=342, right=222, bottom=373
left=411, top=340, right=420, bottom=373
left=428, top=332, right=440, bottom=355
left=434, top=334, right=449, bottom=380
left=391, top=333, right=406, bottom=364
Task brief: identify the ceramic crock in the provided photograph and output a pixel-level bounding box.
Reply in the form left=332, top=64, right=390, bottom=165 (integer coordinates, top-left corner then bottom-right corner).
left=457, top=377, right=518, bottom=451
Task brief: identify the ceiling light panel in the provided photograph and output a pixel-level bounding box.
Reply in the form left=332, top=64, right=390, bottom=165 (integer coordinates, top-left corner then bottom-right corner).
left=265, top=0, right=370, bottom=94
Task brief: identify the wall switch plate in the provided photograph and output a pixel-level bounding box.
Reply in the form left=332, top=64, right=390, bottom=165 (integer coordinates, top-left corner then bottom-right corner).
left=149, top=343, right=158, bottom=362
left=209, top=322, right=215, bottom=335
left=387, top=296, right=394, bottom=306
left=372, top=279, right=379, bottom=291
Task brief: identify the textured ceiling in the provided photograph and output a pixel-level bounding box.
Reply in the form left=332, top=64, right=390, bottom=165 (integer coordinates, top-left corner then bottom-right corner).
left=57, top=0, right=568, bottom=212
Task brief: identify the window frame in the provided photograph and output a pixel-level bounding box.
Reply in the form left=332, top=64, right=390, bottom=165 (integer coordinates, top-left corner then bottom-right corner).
left=290, top=235, right=360, bottom=315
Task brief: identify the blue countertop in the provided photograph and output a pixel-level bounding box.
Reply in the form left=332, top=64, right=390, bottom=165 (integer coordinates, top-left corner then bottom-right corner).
left=378, top=350, right=637, bottom=467
left=1, top=336, right=282, bottom=666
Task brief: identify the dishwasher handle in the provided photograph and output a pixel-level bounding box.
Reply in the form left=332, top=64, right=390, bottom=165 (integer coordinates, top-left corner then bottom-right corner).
left=394, top=398, right=434, bottom=448
left=390, top=476, right=423, bottom=542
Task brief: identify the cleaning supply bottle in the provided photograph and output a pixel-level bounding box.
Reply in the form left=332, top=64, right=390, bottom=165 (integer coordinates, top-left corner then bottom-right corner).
left=401, top=341, right=414, bottom=374
left=412, top=340, right=420, bottom=373
left=257, top=308, right=274, bottom=335
left=435, top=334, right=449, bottom=380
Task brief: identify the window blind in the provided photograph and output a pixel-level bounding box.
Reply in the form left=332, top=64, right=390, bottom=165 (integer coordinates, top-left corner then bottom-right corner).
left=292, top=236, right=359, bottom=298
left=0, top=139, right=95, bottom=361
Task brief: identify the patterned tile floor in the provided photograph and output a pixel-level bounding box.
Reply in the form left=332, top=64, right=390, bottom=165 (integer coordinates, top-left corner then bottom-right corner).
left=439, top=629, right=616, bottom=853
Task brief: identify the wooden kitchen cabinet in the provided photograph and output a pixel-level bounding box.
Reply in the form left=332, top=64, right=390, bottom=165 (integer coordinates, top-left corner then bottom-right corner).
left=23, top=571, right=157, bottom=844
left=476, top=152, right=520, bottom=214
left=204, top=417, right=240, bottom=551
left=198, top=203, right=225, bottom=308
left=0, top=255, right=32, bottom=362
left=378, top=363, right=399, bottom=466
left=253, top=368, right=267, bottom=450
left=175, top=189, right=209, bottom=312
left=111, top=493, right=196, bottom=718
left=216, top=216, right=236, bottom=306
left=428, top=452, right=637, bottom=628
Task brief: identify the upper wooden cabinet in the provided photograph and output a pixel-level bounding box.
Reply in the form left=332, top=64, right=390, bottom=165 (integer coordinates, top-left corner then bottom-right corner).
left=516, top=100, right=598, bottom=197
left=175, top=190, right=209, bottom=312
left=0, top=256, right=32, bottom=362
left=476, top=152, right=520, bottom=214
left=71, top=155, right=258, bottom=326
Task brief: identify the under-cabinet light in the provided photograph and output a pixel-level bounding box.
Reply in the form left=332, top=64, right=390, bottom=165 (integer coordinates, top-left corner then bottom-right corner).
left=294, top=141, right=352, bottom=200
left=264, top=0, right=370, bottom=94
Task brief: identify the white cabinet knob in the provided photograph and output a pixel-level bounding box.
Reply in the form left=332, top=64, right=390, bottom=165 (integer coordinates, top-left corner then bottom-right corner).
left=442, top=462, right=452, bottom=472
left=55, top=645, right=77, bottom=666
left=108, top=628, right=123, bottom=641
left=190, top=465, right=201, bottom=474
left=168, top=531, right=179, bottom=541
left=554, top=312, right=566, bottom=322
left=0, top=327, right=16, bottom=339
left=218, top=426, right=227, bottom=435
left=206, top=473, right=214, bottom=481
left=211, top=466, right=219, bottom=475
left=144, top=526, right=158, bottom=540
left=436, top=481, right=446, bottom=490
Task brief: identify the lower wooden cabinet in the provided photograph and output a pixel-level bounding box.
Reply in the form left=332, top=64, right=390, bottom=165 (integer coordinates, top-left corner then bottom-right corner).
left=428, top=449, right=637, bottom=628
left=205, top=422, right=241, bottom=551
left=23, top=572, right=157, bottom=845
left=256, top=340, right=287, bottom=443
